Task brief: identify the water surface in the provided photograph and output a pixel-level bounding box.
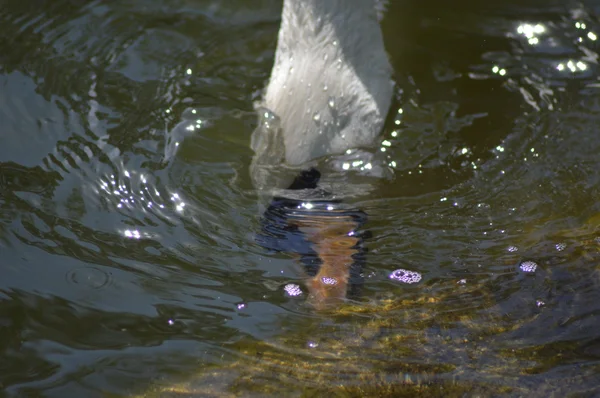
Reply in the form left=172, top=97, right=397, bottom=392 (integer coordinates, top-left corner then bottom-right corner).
left=1, top=0, right=600, bottom=396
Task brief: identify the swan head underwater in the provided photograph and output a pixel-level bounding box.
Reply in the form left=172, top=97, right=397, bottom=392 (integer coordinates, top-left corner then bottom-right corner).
left=250, top=0, right=393, bottom=192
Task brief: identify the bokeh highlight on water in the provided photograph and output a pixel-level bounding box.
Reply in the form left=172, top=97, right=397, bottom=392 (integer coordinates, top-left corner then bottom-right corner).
left=1, top=0, right=600, bottom=396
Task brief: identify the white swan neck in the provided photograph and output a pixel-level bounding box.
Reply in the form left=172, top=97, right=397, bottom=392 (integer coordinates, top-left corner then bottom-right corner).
left=253, top=0, right=393, bottom=183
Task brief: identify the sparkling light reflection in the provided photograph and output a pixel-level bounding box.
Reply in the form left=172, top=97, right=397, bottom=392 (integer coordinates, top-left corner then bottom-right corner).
left=492, top=65, right=507, bottom=76
left=557, top=60, right=587, bottom=72
left=97, top=168, right=186, bottom=239
left=517, top=23, right=545, bottom=45
left=553, top=21, right=597, bottom=73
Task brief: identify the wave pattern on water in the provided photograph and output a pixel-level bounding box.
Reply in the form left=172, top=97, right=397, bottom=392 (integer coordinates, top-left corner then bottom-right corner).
left=1, top=0, right=600, bottom=396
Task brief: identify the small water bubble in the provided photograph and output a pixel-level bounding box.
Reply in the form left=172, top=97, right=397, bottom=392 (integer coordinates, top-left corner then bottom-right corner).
left=168, top=319, right=174, bottom=325
left=520, top=260, right=538, bottom=273
left=302, top=202, right=314, bottom=210
left=321, top=277, right=337, bottom=285
left=323, top=85, right=328, bottom=91
left=389, top=269, right=422, bottom=284
left=284, top=284, right=303, bottom=297
left=328, top=98, right=335, bottom=108
left=507, top=245, right=519, bottom=253
left=308, top=341, right=319, bottom=348
left=313, top=112, right=321, bottom=123
left=457, top=279, right=467, bottom=285
left=555, top=242, right=567, bottom=252
left=236, top=302, right=247, bottom=310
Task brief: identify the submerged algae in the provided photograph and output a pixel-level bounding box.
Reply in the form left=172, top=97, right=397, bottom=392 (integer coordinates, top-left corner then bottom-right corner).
left=137, top=216, right=600, bottom=397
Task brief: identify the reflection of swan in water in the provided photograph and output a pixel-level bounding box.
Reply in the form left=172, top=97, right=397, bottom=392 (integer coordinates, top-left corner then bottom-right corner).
left=252, top=0, right=393, bottom=308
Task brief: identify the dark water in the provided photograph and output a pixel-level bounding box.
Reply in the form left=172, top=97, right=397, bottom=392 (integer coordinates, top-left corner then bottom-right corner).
left=1, top=0, right=600, bottom=396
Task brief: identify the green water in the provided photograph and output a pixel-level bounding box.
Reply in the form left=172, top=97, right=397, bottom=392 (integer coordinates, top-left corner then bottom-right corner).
left=1, top=0, right=600, bottom=396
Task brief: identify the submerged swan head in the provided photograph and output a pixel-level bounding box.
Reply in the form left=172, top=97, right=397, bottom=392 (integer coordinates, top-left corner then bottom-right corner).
left=251, top=0, right=393, bottom=190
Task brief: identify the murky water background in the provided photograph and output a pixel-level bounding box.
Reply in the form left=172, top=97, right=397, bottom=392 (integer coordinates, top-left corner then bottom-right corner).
left=1, top=0, right=600, bottom=396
